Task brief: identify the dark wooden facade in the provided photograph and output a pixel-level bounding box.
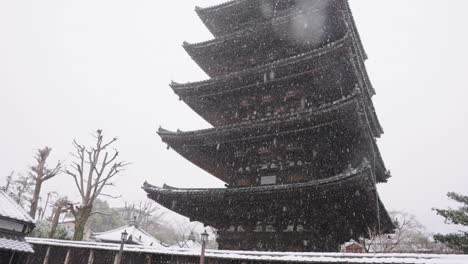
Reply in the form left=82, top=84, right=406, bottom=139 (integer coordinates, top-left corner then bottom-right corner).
left=146, top=0, right=393, bottom=252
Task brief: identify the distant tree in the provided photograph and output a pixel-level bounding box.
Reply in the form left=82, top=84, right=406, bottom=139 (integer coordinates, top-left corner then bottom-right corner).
left=29, top=147, right=62, bottom=219
left=88, top=199, right=125, bottom=232
left=49, top=197, right=70, bottom=238
left=30, top=220, right=72, bottom=240
left=11, top=173, right=34, bottom=208
left=65, top=130, right=128, bottom=240
left=121, top=200, right=165, bottom=228
left=363, top=211, right=431, bottom=253
left=2, top=171, right=14, bottom=191
left=433, top=192, right=468, bottom=253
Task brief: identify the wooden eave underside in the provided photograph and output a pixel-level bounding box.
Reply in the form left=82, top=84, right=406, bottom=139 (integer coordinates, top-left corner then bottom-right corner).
left=143, top=164, right=394, bottom=234
left=159, top=94, right=360, bottom=141
left=144, top=162, right=370, bottom=197
left=172, top=35, right=354, bottom=95
left=158, top=95, right=389, bottom=183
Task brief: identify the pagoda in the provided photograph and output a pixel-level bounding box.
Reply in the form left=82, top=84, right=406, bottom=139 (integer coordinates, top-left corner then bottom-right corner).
left=144, top=0, right=394, bottom=252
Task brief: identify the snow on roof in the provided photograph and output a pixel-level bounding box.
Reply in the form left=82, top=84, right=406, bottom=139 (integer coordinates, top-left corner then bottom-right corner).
left=0, top=232, right=34, bottom=253
left=92, top=224, right=163, bottom=247
left=0, top=190, right=35, bottom=224
left=59, top=216, right=75, bottom=224
left=25, top=237, right=468, bottom=264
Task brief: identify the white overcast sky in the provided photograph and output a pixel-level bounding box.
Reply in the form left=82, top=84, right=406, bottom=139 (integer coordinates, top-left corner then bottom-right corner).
left=1, top=0, right=467, bottom=234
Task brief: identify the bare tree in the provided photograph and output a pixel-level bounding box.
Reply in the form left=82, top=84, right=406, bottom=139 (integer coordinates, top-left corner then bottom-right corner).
left=65, top=130, right=128, bottom=240
left=3, top=171, right=14, bottom=191
left=122, top=200, right=165, bottom=227
left=363, top=211, right=427, bottom=253
left=173, top=222, right=199, bottom=248
left=29, top=147, right=62, bottom=219
left=39, top=191, right=57, bottom=221
left=49, top=197, right=70, bottom=238
left=11, top=173, right=34, bottom=207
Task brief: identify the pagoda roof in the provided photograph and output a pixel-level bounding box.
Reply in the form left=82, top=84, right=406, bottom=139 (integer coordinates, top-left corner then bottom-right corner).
left=171, top=35, right=381, bottom=135
left=195, top=0, right=366, bottom=57
left=145, top=161, right=369, bottom=197
left=173, top=34, right=351, bottom=93
left=186, top=0, right=348, bottom=77
left=158, top=94, right=389, bottom=183
left=143, top=162, right=394, bottom=235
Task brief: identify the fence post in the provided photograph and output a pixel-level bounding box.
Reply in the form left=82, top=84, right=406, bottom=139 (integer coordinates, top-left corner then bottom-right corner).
left=63, top=249, right=71, bottom=264
left=43, top=246, right=51, bottom=264
left=87, top=250, right=94, bottom=264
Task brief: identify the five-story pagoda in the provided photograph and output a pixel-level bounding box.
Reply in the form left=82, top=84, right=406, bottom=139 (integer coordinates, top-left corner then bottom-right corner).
left=144, top=0, right=393, bottom=252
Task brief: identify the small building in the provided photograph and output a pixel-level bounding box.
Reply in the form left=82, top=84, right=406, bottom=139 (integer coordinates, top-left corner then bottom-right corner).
left=92, top=223, right=163, bottom=247
left=0, top=190, right=36, bottom=262
left=342, top=240, right=365, bottom=253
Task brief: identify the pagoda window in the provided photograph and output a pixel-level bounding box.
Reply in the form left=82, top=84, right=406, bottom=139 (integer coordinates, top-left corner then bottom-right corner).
left=254, top=224, right=263, bottom=232
left=260, top=175, right=276, bottom=185
left=297, top=225, right=304, bottom=232
left=265, top=225, right=275, bottom=232
left=234, top=150, right=246, bottom=158
left=258, top=146, right=271, bottom=155
left=237, top=226, right=245, bottom=232
left=284, top=224, right=294, bottom=232
left=300, top=98, right=307, bottom=109
left=262, top=95, right=273, bottom=103
left=284, top=90, right=297, bottom=101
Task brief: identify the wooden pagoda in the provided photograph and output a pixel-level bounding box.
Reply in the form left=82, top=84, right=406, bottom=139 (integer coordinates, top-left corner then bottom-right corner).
left=144, top=0, right=393, bottom=252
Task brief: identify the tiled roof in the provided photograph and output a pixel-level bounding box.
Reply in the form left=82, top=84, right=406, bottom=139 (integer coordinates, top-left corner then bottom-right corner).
left=92, top=224, right=163, bottom=247
left=0, top=190, right=35, bottom=224
left=0, top=232, right=34, bottom=253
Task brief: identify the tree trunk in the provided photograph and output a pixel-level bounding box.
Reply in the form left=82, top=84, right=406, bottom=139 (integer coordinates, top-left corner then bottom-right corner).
left=29, top=180, right=42, bottom=219
left=48, top=205, right=63, bottom=238
left=73, top=206, right=92, bottom=241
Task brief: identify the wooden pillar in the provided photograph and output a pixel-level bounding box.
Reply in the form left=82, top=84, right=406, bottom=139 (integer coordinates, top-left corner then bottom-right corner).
left=8, top=252, right=15, bottom=264
left=43, top=246, right=51, bottom=264
left=63, top=249, right=71, bottom=264
left=87, top=250, right=94, bottom=264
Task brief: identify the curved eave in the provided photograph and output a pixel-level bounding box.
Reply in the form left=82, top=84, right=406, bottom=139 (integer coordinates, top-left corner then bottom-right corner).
left=157, top=95, right=388, bottom=183
left=195, top=0, right=251, bottom=37
left=143, top=164, right=394, bottom=233
left=171, top=33, right=352, bottom=92
left=144, top=162, right=371, bottom=197
left=189, top=0, right=336, bottom=51
left=158, top=94, right=360, bottom=140
left=186, top=2, right=347, bottom=77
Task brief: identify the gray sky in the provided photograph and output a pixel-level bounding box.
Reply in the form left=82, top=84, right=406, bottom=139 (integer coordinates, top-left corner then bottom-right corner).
left=1, top=0, right=467, bottom=234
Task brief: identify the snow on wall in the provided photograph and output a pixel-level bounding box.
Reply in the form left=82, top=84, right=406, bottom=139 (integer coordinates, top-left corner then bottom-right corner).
left=26, top=237, right=468, bottom=264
